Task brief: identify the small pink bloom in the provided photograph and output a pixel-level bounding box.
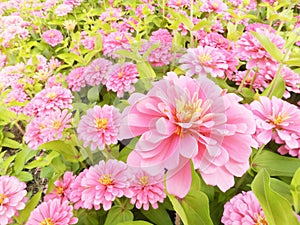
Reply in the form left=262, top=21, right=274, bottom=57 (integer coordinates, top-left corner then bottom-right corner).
left=102, top=31, right=132, bottom=58
left=66, top=67, right=86, bottom=92
left=81, top=160, right=133, bottom=210
left=44, top=171, right=75, bottom=202
left=200, top=0, right=228, bottom=13
left=55, top=4, right=73, bottom=16
left=69, top=169, right=88, bottom=210
left=130, top=169, right=166, bottom=210
left=0, top=176, right=27, bottom=225
left=64, top=0, right=84, bottom=6
left=80, top=31, right=96, bottom=50
left=26, top=199, right=78, bottom=225
left=77, top=105, right=121, bottom=151
left=83, top=57, right=112, bottom=86
left=222, top=191, right=267, bottom=224
left=106, top=62, right=139, bottom=98
left=42, top=29, right=63, bottom=47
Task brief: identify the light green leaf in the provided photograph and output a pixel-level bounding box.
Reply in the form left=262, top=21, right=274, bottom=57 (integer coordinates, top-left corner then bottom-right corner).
left=0, top=155, right=16, bottom=175
left=251, top=150, right=300, bottom=177
left=192, top=19, right=213, bottom=31
left=169, top=10, right=193, bottom=30
left=136, top=61, right=156, bottom=80
left=15, top=171, right=33, bottom=182
left=261, top=74, right=285, bottom=98
left=117, top=221, right=153, bottom=225
left=25, top=151, right=60, bottom=169
left=252, top=169, right=300, bottom=225
left=104, top=206, right=134, bottom=225
left=87, top=86, right=99, bottom=102
left=291, top=167, right=300, bottom=213
left=168, top=194, right=188, bottom=225
left=115, top=49, right=141, bottom=61
left=270, top=178, right=293, bottom=205
left=251, top=31, right=284, bottom=62
left=141, top=206, right=173, bottom=225
left=1, top=137, right=21, bottom=149
left=14, top=148, right=31, bottom=174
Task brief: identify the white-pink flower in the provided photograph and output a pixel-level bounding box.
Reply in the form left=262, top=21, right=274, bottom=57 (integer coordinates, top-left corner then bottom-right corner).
left=42, top=29, right=64, bottom=47
left=84, top=58, right=112, bottom=86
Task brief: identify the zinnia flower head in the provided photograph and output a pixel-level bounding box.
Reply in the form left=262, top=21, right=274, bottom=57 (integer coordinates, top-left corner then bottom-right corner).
left=55, top=4, right=73, bottom=16
left=0, top=176, right=27, bottom=225
left=130, top=169, right=166, bottom=210
left=200, top=0, right=228, bottom=13
left=66, top=67, right=87, bottom=92
left=77, top=105, right=121, bottom=151
left=26, top=199, right=78, bottom=225
left=249, top=96, right=300, bottom=151
left=80, top=159, right=133, bottom=210
left=69, top=169, right=88, bottom=210
left=102, top=31, right=132, bottom=58
left=120, top=72, right=256, bottom=197
left=105, top=62, right=139, bottom=98
left=221, top=191, right=267, bottom=225
left=179, top=45, right=228, bottom=77
left=42, top=29, right=64, bottom=47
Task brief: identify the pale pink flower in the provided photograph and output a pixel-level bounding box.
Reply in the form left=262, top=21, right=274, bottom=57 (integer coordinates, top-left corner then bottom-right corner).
left=144, top=29, right=173, bottom=67
left=102, top=31, right=132, bottom=58
left=249, top=96, right=300, bottom=150
left=236, top=23, right=285, bottom=69
left=233, top=69, right=267, bottom=91
left=23, top=86, right=73, bottom=117
left=64, top=0, right=83, bottom=6
left=69, top=169, right=88, bottom=210
left=4, top=83, right=29, bottom=114
left=26, top=199, right=78, bottom=225
left=25, top=116, right=49, bottom=149
left=0, top=52, right=7, bottom=68
left=47, top=57, right=61, bottom=71
left=120, top=72, right=256, bottom=197
left=77, top=105, right=121, bottom=151
left=44, top=171, right=75, bottom=202
left=130, top=169, right=166, bottom=210
left=167, top=0, right=190, bottom=9
left=0, top=176, right=27, bottom=225
left=106, top=62, right=139, bottom=98
left=42, top=29, right=63, bottom=47
left=200, top=0, right=228, bottom=13
left=81, top=159, right=133, bottom=210
left=221, top=191, right=267, bottom=225
left=84, top=58, right=112, bottom=86
left=55, top=4, right=73, bottom=16
left=66, top=67, right=86, bottom=92
left=179, top=46, right=228, bottom=77
left=80, top=31, right=96, bottom=50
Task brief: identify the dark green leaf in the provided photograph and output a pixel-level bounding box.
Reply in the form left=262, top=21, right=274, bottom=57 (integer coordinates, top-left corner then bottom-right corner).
left=141, top=206, right=173, bottom=225
left=117, top=221, right=153, bottom=225
left=261, top=74, right=285, bottom=98
left=87, top=86, right=100, bottom=102
left=25, top=151, right=60, bottom=169
left=104, top=206, right=134, bottom=225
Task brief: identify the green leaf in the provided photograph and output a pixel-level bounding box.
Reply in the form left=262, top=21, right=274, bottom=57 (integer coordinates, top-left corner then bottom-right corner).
left=169, top=10, right=193, bottom=30
left=1, top=137, right=21, bottom=149
left=16, top=191, right=42, bottom=224
left=168, top=195, right=188, bottom=225
left=14, top=148, right=31, bottom=174
left=251, top=150, right=300, bottom=177
left=0, top=155, right=16, bottom=175
left=115, top=49, right=141, bottom=61
left=251, top=31, right=284, bottom=62
left=136, top=61, right=156, bottom=79
left=192, top=19, right=213, bottom=31
left=252, top=169, right=300, bottom=225
left=261, top=74, right=285, bottom=98
left=117, top=221, right=153, bottom=225
left=76, top=209, right=103, bottom=225
left=87, top=86, right=99, bottom=102
left=57, top=53, right=84, bottom=65
left=270, top=178, right=293, bottom=205
left=25, top=151, right=60, bottom=169
left=104, top=206, right=134, bottom=225
left=15, top=171, right=33, bottom=182
left=141, top=206, right=173, bottom=225
left=291, top=167, right=300, bottom=213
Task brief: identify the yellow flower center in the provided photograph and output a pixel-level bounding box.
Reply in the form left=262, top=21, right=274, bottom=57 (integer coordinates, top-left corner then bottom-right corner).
left=255, top=214, right=268, bottom=225
left=99, top=174, right=113, bottom=185
left=118, top=71, right=123, bottom=78
left=272, top=113, right=290, bottom=126
left=46, top=92, right=57, bottom=99
left=52, top=120, right=62, bottom=129
left=0, top=194, right=7, bottom=205
left=55, top=186, right=64, bottom=195
left=198, top=53, right=211, bottom=65
left=40, top=218, right=55, bottom=225
left=95, top=118, right=108, bottom=130
left=40, top=124, right=46, bottom=130
left=139, top=176, right=149, bottom=186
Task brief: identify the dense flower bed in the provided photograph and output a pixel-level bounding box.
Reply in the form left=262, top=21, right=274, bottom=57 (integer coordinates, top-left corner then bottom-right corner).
left=0, top=0, right=300, bottom=224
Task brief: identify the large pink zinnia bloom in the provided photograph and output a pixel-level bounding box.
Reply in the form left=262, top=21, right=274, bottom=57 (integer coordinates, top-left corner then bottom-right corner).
left=0, top=176, right=27, bottom=225
left=77, top=105, right=121, bottom=151
left=42, top=29, right=64, bottom=47
left=221, top=191, right=267, bottom=225
left=249, top=96, right=300, bottom=152
left=120, top=72, right=256, bottom=197
left=26, top=199, right=78, bottom=225
left=80, top=159, right=133, bottom=210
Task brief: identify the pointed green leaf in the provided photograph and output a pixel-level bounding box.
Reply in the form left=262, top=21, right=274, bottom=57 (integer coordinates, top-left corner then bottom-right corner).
left=117, top=221, right=153, bottom=225
left=261, top=74, right=285, bottom=98
left=87, top=86, right=99, bottom=102
left=104, top=206, right=134, bottom=225
left=168, top=194, right=188, bottom=225
left=14, top=148, right=31, bottom=174
left=15, top=171, right=33, bottom=182
left=291, top=167, right=300, bottom=213
left=25, top=151, right=60, bottom=169
left=136, top=61, right=156, bottom=80
left=1, top=137, right=21, bottom=149
left=141, top=206, right=173, bottom=225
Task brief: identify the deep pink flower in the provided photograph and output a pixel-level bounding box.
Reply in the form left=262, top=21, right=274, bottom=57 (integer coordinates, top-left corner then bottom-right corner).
left=221, top=191, right=267, bottom=225
left=66, top=67, right=86, bottom=92
left=179, top=46, right=228, bottom=77
left=249, top=96, right=300, bottom=150
left=69, top=169, right=88, bottom=210
left=44, top=171, right=75, bottom=202
left=0, top=176, right=27, bottom=225
left=81, top=160, right=133, bottom=210
left=130, top=169, right=166, bottom=210
left=26, top=199, right=78, bottom=225
left=83, top=57, right=112, bottom=86
left=102, top=31, right=132, bottom=58
left=105, top=62, right=139, bottom=98
left=77, top=105, right=121, bottom=151
left=42, top=29, right=63, bottom=47
left=120, top=72, right=256, bottom=197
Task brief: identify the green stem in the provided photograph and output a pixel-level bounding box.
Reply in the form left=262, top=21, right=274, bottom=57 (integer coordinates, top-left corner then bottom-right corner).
left=237, top=69, right=251, bottom=92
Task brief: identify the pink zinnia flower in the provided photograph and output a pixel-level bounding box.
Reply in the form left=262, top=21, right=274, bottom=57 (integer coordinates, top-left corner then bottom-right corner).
left=83, top=57, right=112, bottom=86
left=120, top=72, right=256, bottom=197
left=66, top=67, right=86, bottom=92
left=4, top=83, right=29, bottom=114
left=221, top=191, right=267, bottom=225
left=55, top=4, right=73, bottom=16
left=26, top=199, right=78, bottom=225
left=249, top=96, right=300, bottom=150
left=69, top=169, right=88, bottom=210
left=102, top=31, right=132, bottom=58
left=77, top=105, right=121, bottom=151
left=200, top=0, right=228, bottom=13
left=144, top=29, right=173, bottom=67
left=44, top=171, right=75, bottom=202
left=179, top=46, right=228, bottom=77
left=167, top=0, right=190, bottom=9
left=42, top=29, right=63, bottom=47
left=0, top=176, right=27, bottom=225
left=106, top=62, right=139, bottom=98
left=81, top=159, right=133, bottom=210
left=130, top=169, right=166, bottom=210
left=64, top=0, right=83, bottom=7
left=80, top=31, right=96, bottom=50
